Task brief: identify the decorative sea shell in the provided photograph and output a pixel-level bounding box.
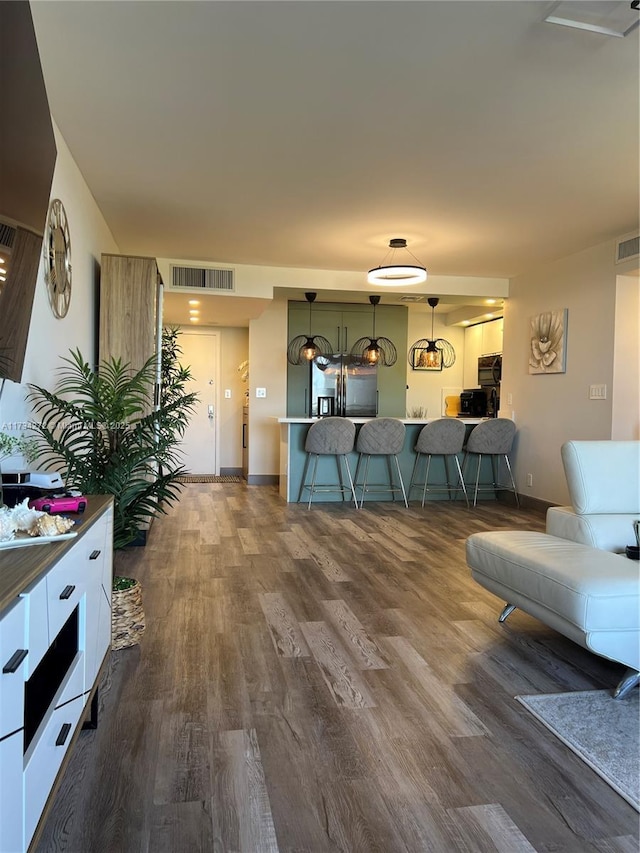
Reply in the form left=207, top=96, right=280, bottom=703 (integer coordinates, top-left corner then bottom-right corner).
left=0, top=509, right=17, bottom=542
left=29, top=514, right=75, bottom=537
left=11, top=498, right=44, bottom=533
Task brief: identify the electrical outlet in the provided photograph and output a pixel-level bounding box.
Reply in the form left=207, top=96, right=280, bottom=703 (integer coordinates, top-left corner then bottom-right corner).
left=526, top=473, right=533, bottom=487
left=256, top=387, right=267, bottom=398
left=224, top=389, right=231, bottom=399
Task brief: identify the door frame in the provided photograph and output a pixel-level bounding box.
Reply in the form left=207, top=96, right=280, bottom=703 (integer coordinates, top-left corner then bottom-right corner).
left=178, top=325, right=221, bottom=476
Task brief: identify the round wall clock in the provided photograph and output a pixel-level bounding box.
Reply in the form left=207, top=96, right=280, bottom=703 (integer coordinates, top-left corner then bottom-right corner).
left=43, top=198, right=72, bottom=318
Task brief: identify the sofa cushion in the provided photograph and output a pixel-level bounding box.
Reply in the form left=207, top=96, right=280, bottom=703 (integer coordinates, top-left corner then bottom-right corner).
left=561, top=440, right=640, bottom=515
left=466, top=530, right=640, bottom=633
left=546, top=506, right=636, bottom=553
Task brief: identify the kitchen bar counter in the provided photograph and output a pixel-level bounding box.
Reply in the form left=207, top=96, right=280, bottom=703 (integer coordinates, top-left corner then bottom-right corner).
left=277, top=417, right=488, bottom=503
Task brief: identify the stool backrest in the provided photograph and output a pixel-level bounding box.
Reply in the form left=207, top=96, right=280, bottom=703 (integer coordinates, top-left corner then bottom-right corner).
left=415, top=418, right=466, bottom=455
left=305, top=417, right=355, bottom=455
left=466, top=418, right=516, bottom=455
left=356, top=418, right=406, bottom=455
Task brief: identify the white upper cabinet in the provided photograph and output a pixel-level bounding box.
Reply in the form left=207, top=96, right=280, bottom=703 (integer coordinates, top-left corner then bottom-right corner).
left=463, top=319, right=503, bottom=387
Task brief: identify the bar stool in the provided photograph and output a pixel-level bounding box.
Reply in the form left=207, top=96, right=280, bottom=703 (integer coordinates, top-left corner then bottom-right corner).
left=462, top=418, right=519, bottom=507
left=354, top=418, right=408, bottom=508
left=297, top=417, right=358, bottom=509
left=408, top=418, right=469, bottom=507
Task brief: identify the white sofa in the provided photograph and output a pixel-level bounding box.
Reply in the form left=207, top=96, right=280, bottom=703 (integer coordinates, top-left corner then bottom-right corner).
left=466, top=440, right=640, bottom=699
left=546, top=440, right=640, bottom=553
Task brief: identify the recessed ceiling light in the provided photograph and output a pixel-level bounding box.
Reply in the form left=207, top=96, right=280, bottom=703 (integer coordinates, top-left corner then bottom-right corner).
left=461, top=320, right=470, bottom=326
left=189, top=309, right=199, bottom=315
left=189, top=317, right=199, bottom=323
left=485, top=313, right=495, bottom=319
left=188, top=299, right=200, bottom=306
left=485, top=299, right=497, bottom=305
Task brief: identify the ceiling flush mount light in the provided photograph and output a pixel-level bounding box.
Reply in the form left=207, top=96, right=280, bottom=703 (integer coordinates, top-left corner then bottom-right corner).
left=408, top=297, right=456, bottom=371
left=543, top=1, right=640, bottom=37
left=350, top=295, right=398, bottom=366
left=367, top=238, right=427, bottom=286
left=287, top=292, right=333, bottom=365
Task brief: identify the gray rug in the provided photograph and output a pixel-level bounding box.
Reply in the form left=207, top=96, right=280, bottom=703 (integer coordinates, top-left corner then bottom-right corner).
left=516, top=690, right=639, bottom=811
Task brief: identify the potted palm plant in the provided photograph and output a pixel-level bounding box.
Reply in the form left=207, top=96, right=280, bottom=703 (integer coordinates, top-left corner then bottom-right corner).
left=28, top=343, right=197, bottom=548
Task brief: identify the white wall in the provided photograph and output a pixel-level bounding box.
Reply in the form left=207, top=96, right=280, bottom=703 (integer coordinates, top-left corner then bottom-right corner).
left=612, top=274, right=640, bottom=440
left=405, top=306, right=465, bottom=417
left=218, top=327, right=249, bottom=469
left=503, top=239, right=639, bottom=506
left=247, top=296, right=288, bottom=478
left=0, top=124, right=119, bottom=464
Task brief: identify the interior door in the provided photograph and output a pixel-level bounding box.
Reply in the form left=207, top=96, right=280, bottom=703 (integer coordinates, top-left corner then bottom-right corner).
left=176, top=329, right=219, bottom=475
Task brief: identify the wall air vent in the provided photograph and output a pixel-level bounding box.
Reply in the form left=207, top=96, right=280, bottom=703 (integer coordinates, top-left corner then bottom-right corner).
left=399, top=295, right=425, bottom=302
left=170, top=265, right=235, bottom=292
left=615, top=232, right=640, bottom=265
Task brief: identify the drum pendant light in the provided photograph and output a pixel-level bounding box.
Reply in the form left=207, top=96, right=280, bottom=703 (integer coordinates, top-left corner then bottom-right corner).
left=286, top=292, right=334, bottom=365
left=367, top=238, right=427, bottom=286
left=350, top=295, right=398, bottom=366
left=408, top=297, right=456, bottom=370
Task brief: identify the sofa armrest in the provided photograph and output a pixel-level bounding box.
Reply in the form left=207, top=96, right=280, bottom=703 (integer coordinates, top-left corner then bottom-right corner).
left=546, top=506, right=635, bottom=553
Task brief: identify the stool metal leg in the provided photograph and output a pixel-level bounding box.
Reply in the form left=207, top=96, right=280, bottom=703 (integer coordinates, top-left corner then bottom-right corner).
left=453, top=455, right=469, bottom=508
left=421, top=454, right=432, bottom=507
left=503, top=454, right=520, bottom=507
left=408, top=451, right=422, bottom=500
left=307, top=454, right=320, bottom=509
left=340, top=454, right=359, bottom=509
left=473, top=453, right=482, bottom=507
left=298, top=453, right=312, bottom=503
left=392, top=455, right=408, bottom=507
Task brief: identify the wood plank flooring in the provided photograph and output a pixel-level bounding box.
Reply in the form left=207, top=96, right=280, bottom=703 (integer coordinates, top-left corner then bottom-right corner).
left=34, top=486, right=639, bottom=852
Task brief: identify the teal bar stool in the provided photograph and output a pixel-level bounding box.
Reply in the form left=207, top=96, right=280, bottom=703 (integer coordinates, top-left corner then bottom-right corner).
left=408, top=418, right=469, bottom=507
left=354, top=418, right=408, bottom=508
left=297, top=417, right=358, bottom=509
left=463, top=418, right=519, bottom=507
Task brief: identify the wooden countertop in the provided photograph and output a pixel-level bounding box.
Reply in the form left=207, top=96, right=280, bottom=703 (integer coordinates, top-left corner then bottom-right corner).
left=0, top=495, right=113, bottom=614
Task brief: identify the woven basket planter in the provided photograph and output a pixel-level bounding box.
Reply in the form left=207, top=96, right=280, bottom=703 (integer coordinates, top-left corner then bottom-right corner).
left=111, top=578, right=146, bottom=650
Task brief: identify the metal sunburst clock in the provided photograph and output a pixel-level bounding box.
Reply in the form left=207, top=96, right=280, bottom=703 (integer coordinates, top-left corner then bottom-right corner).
left=43, top=198, right=72, bottom=318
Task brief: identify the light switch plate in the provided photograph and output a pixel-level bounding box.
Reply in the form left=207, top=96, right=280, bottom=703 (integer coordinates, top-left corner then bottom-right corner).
left=256, top=387, right=266, bottom=398
left=224, top=389, right=231, bottom=398
left=589, top=384, right=607, bottom=400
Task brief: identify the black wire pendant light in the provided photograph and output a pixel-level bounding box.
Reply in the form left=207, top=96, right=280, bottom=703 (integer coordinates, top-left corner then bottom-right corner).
left=350, top=295, right=398, bottom=366
left=408, top=297, right=456, bottom=371
left=286, top=292, right=334, bottom=365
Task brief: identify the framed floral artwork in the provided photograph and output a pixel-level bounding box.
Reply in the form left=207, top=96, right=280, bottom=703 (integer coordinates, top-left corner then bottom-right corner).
left=529, top=309, right=567, bottom=374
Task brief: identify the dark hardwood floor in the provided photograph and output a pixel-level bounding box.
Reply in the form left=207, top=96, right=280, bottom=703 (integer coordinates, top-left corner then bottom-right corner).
left=34, top=485, right=639, bottom=852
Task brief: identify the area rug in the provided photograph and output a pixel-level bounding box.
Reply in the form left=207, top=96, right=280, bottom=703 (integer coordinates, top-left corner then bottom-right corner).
left=177, top=475, right=241, bottom=483
left=516, top=690, right=639, bottom=811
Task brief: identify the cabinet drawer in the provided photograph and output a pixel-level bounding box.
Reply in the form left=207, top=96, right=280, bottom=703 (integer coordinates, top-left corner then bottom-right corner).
left=0, top=595, right=28, bottom=739
left=21, top=574, right=49, bottom=677
left=23, top=694, right=84, bottom=850
left=46, top=550, right=89, bottom=643
left=0, top=730, right=24, bottom=853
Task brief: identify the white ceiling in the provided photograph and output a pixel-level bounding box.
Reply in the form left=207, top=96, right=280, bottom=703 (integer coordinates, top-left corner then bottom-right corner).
left=30, top=1, right=639, bottom=325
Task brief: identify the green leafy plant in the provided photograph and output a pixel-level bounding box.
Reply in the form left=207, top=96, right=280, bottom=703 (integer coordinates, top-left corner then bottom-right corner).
left=27, top=344, right=197, bottom=549
left=0, top=433, right=39, bottom=465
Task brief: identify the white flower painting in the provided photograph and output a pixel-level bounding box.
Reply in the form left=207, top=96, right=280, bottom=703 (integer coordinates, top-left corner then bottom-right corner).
left=529, top=309, right=567, bottom=374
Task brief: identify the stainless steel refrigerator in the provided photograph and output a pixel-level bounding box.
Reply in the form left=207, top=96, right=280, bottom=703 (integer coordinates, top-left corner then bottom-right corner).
left=311, top=355, right=377, bottom=418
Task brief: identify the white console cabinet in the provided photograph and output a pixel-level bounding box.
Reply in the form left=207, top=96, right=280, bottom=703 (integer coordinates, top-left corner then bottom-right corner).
left=0, top=496, right=113, bottom=853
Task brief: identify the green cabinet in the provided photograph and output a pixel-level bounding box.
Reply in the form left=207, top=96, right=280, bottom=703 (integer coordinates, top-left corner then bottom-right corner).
left=286, top=300, right=408, bottom=417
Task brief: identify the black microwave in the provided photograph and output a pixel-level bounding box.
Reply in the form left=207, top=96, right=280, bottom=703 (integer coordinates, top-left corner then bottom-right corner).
left=478, top=354, right=501, bottom=386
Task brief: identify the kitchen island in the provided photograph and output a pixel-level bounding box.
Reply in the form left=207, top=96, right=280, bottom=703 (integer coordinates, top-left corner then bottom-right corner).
left=277, top=417, right=487, bottom=503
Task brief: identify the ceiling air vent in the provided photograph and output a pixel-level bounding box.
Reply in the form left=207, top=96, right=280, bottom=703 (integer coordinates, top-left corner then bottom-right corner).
left=0, top=222, right=16, bottom=252
left=615, top=232, right=639, bottom=265
left=171, top=265, right=235, bottom=291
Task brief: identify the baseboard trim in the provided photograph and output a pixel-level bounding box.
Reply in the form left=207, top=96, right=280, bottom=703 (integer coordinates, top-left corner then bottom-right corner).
left=244, top=474, right=279, bottom=486
left=498, top=492, right=551, bottom=516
